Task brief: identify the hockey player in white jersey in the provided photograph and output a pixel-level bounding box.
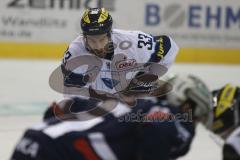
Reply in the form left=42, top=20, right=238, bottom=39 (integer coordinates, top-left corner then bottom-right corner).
left=58, top=8, right=179, bottom=102
left=207, top=84, right=240, bottom=160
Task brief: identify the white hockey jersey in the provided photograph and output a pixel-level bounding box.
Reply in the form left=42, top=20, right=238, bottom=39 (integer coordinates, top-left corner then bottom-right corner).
left=61, top=29, right=179, bottom=96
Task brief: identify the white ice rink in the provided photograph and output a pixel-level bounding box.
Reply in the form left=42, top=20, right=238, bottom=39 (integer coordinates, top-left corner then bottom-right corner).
left=1, top=59, right=240, bottom=160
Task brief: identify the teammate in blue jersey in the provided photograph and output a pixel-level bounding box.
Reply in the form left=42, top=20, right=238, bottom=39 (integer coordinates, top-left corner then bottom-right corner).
left=11, top=74, right=212, bottom=160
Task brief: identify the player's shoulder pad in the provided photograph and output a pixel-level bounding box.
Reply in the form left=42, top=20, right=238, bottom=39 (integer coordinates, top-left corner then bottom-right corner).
left=112, top=29, right=151, bottom=41
left=112, top=29, right=142, bottom=35
left=62, top=36, right=86, bottom=65
left=65, top=35, right=86, bottom=57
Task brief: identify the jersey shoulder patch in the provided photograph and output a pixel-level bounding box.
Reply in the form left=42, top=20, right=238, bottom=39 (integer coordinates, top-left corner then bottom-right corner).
left=148, top=35, right=171, bottom=63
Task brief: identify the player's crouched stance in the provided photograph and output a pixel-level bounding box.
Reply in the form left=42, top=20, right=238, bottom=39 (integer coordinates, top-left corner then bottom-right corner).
left=205, top=84, right=240, bottom=160
left=58, top=8, right=179, bottom=102
left=10, top=74, right=212, bottom=160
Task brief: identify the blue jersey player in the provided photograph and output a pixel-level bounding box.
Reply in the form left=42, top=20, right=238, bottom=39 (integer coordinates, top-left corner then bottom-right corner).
left=11, top=74, right=212, bottom=160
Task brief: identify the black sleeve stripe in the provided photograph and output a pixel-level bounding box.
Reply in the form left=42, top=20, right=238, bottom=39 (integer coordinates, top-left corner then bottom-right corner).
left=223, top=144, right=240, bottom=160
left=148, top=35, right=171, bottom=63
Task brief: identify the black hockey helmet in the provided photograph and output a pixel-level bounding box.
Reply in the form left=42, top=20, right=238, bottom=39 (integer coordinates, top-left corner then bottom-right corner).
left=81, top=8, right=113, bottom=36
left=211, top=84, right=240, bottom=134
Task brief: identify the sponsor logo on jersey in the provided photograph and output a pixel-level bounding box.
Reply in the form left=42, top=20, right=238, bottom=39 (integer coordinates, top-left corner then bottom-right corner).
left=115, top=59, right=136, bottom=70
